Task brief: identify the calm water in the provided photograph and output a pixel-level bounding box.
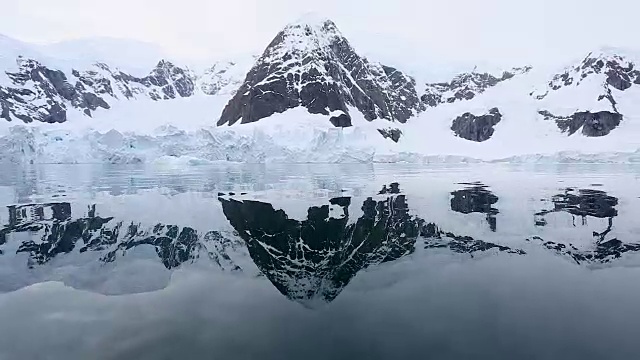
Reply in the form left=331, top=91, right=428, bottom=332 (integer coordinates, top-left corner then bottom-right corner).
left=1, top=163, right=640, bottom=360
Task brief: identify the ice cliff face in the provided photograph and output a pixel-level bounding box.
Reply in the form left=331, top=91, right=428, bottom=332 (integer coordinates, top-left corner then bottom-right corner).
left=217, top=17, right=425, bottom=127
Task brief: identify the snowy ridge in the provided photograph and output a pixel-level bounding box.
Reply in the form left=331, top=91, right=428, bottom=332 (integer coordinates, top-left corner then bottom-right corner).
left=421, top=66, right=532, bottom=107
left=197, top=57, right=256, bottom=96
left=529, top=48, right=640, bottom=138
left=0, top=33, right=251, bottom=124
left=532, top=48, right=640, bottom=113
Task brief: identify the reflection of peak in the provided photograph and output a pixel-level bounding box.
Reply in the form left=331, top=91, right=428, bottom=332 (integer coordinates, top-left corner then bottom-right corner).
left=531, top=236, right=640, bottom=265
left=219, top=195, right=420, bottom=304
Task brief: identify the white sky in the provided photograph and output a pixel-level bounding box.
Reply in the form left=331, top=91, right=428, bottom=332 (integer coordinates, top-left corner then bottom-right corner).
left=1, top=0, right=637, bottom=71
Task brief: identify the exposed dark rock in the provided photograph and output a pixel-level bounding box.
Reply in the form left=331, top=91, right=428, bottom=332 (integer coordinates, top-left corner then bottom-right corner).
left=377, top=128, right=402, bottom=142
left=0, top=57, right=198, bottom=124
left=451, top=107, right=502, bottom=142
left=0, top=58, right=110, bottom=122
left=538, top=110, right=622, bottom=137
left=330, top=113, right=352, bottom=127
left=217, top=19, right=424, bottom=127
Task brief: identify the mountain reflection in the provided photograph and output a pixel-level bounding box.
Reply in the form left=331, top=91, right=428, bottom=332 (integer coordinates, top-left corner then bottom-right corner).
left=219, top=192, right=420, bottom=304
left=219, top=184, right=524, bottom=304
left=532, top=188, right=640, bottom=264
left=0, top=203, right=242, bottom=271
left=0, top=183, right=638, bottom=303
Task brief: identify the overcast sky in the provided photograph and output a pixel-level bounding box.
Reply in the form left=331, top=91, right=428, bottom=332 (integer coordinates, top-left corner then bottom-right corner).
left=1, top=0, right=637, bottom=71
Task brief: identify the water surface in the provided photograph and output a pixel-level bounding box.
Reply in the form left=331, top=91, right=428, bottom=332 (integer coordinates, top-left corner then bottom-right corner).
left=0, top=163, right=639, bottom=360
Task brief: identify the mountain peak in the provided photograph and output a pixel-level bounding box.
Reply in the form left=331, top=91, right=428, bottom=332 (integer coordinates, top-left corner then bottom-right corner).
left=288, top=13, right=337, bottom=31
left=265, top=15, right=343, bottom=59
left=586, top=46, right=640, bottom=62
left=217, top=17, right=424, bottom=127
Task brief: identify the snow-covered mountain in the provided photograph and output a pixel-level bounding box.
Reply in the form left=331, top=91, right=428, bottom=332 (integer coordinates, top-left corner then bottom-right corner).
left=532, top=48, right=640, bottom=137
left=0, top=35, right=252, bottom=124
left=217, top=16, right=425, bottom=127
left=1, top=17, right=640, bottom=164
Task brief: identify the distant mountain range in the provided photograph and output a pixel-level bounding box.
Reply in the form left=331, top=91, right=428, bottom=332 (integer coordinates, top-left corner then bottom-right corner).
left=1, top=17, right=639, bottom=151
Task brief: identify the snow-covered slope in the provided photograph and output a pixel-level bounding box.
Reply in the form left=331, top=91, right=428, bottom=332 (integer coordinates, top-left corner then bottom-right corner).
left=532, top=48, right=640, bottom=137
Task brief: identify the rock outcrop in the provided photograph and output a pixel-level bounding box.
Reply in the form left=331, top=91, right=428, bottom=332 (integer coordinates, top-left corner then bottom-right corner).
left=534, top=50, right=640, bottom=98
left=538, top=110, right=622, bottom=137
left=377, top=128, right=403, bottom=142
left=451, top=107, right=502, bottom=142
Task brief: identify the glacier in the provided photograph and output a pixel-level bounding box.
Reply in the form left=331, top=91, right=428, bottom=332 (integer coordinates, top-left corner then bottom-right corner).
left=1, top=83, right=639, bottom=165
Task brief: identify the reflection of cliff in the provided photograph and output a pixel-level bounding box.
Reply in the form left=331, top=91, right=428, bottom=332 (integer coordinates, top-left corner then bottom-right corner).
left=0, top=203, right=241, bottom=271
left=219, top=194, right=420, bottom=303
left=219, top=183, right=524, bottom=304
left=532, top=188, right=639, bottom=264
left=451, top=183, right=499, bottom=232
left=2, top=184, right=637, bottom=301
